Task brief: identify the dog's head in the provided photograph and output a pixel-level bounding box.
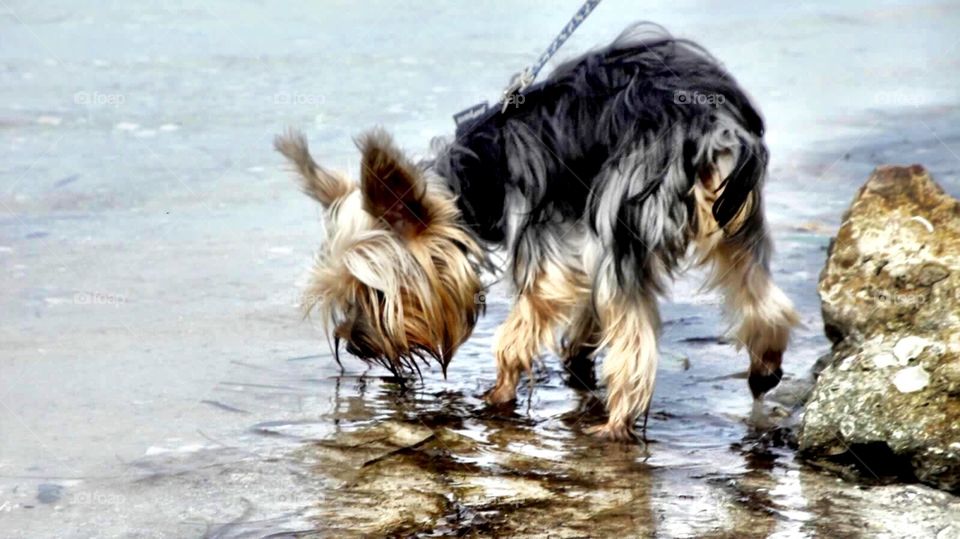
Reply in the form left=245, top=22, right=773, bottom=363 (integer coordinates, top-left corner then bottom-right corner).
left=275, top=128, right=485, bottom=374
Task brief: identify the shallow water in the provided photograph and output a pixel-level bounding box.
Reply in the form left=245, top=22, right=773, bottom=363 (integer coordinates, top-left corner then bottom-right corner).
left=2, top=0, right=960, bottom=537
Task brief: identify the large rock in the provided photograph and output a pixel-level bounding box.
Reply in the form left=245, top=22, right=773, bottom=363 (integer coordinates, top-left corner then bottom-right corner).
left=800, top=165, right=960, bottom=493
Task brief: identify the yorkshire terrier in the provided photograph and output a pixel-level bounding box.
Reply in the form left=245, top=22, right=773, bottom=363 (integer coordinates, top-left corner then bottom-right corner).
left=275, top=23, right=799, bottom=441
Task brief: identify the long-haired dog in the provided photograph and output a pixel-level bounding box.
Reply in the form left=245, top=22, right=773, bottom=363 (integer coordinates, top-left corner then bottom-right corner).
left=275, top=23, right=799, bottom=441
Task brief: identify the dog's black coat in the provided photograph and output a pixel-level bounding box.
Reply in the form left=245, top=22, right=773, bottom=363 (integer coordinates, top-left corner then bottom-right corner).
left=433, top=23, right=770, bottom=295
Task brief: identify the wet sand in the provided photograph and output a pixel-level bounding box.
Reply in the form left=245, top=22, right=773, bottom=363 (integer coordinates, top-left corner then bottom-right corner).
left=2, top=1, right=959, bottom=537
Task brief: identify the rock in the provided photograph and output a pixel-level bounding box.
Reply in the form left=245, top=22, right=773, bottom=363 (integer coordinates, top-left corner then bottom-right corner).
left=452, top=474, right=553, bottom=506
left=800, top=165, right=960, bottom=493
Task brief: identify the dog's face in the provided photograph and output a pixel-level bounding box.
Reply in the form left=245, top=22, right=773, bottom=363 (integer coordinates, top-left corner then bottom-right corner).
left=275, top=129, right=485, bottom=373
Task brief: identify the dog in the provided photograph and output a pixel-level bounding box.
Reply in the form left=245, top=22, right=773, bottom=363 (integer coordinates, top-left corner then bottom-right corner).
left=275, top=23, right=799, bottom=441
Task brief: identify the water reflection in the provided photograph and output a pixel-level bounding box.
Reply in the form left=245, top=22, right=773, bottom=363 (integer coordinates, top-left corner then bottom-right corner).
left=313, top=354, right=786, bottom=537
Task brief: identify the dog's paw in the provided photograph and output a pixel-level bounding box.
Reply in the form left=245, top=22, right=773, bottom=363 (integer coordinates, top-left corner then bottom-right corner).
left=483, top=384, right=517, bottom=405
left=585, top=422, right=639, bottom=443
left=748, top=365, right=783, bottom=399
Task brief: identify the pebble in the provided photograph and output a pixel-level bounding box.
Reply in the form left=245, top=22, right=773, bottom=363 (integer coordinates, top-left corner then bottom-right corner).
left=892, top=366, right=930, bottom=393
left=893, top=336, right=930, bottom=364
left=872, top=352, right=899, bottom=369
left=37, top=483, right=64, bottom=504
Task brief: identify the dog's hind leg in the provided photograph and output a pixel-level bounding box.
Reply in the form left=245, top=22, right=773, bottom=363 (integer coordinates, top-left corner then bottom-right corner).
left=691, top=154, right=799, bottom=398
left=587, top=294, right=661, bottom=442
left=706, top=236, right=799, bottom=399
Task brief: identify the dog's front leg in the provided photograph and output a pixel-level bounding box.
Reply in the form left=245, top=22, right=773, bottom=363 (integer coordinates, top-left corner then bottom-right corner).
left=485, top=257, right=589, bottom=404
left=560, top=308, right=600, bottom=389
left=485, top=295, right=548, bottom=404
left=587, top=295, right=661, bottom=442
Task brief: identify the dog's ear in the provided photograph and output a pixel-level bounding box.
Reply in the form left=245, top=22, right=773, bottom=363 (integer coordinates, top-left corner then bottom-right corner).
left=358, top=128, right=430, bottom=236
left=275, top=129, right=351, bottom=207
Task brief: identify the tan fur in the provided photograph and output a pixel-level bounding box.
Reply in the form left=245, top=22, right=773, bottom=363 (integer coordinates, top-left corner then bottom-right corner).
left=691, top=149, right=754, bottom=243
left=587, top=294, right=661, bottom=441
left=274, top=130, right=352, bottom=206
left=692, top=155, right=800, bottom=382
left=486, top=261, right=591, bottom=404
left=560, top=306, right=601, bottom=363
left=277, top=129, right=485, bottom=373
left=701, top=240, right=799, bottom=377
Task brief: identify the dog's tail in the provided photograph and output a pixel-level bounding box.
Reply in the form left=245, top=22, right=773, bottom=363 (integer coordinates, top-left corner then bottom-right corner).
left=274, top=129, right=351, bottom=207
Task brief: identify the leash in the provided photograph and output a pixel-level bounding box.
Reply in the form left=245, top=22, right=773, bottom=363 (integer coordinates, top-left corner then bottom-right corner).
left=453, top=0, right=604, bottom=128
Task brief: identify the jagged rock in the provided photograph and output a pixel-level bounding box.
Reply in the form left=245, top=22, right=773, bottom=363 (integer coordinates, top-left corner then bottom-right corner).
left=800, top=165, right=960, bottom=493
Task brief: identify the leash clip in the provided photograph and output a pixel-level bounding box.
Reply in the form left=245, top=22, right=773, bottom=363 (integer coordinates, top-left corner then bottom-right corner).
left=501, top=67, right=534, bottom=113
left=454, top=0, right=603, bottom=125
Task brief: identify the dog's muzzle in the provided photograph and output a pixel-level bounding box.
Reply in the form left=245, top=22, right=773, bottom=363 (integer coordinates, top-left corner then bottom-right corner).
left=336, top=319, right=381, bottom=360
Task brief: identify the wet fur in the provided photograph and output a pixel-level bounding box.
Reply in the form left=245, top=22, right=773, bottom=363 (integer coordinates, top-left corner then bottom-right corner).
left=276, top=129, right=487, bottom=376
left=277, top=23, right=798, bottom=441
